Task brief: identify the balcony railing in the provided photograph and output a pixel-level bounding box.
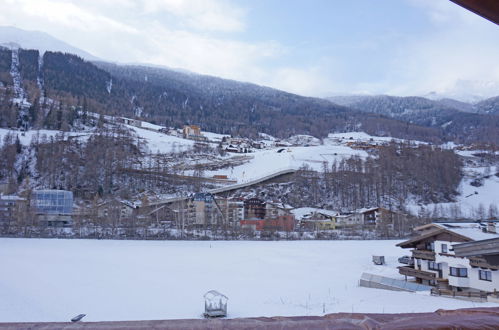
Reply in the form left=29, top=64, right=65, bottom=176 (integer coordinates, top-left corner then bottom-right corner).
left=469, top=257, right=499, bottom=270
left=398, top=266, right=436, bottom=281
left=412, top=249, right=436, bottom=261
left=431, top=288, right=487, bottom=300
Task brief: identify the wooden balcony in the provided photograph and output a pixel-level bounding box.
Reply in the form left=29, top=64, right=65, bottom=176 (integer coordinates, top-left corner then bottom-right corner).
left=469, top=256, right=499, bottom=270
left=412, top=249, right=436, bottom=261
left=398, top=266, right=436, bottom=281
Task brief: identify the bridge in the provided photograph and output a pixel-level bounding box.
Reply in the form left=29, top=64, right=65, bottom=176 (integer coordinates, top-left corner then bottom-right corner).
left=146, top=167, right=297, bottom=207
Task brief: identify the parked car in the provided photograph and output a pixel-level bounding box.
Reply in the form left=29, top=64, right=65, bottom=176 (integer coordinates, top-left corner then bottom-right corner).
left=398, top=255, right=414, bottom=266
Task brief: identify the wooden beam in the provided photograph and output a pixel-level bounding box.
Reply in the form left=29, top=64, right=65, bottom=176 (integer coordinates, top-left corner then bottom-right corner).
left=450, top=0, right=499, bottom=25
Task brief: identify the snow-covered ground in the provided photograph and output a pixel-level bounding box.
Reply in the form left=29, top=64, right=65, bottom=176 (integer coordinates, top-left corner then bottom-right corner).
left=408, top=150, right=499, bottom=218
left=0, top=238, right=496, bottom=323
left=126, top=125, right=194, bottom=153
left=0, top=128, right=91, bottom=145
left=206, top=139, right=369, bottom=183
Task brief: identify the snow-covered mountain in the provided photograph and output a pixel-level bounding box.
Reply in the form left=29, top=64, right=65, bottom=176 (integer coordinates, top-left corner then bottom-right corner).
left=0, top=26, right=99, bottom=60
left=423, top=80, right=499, bottom=104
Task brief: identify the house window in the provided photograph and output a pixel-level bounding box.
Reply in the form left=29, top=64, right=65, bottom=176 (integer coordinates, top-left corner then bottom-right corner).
left=425, top=242, right=435, bottom=251
left=428, top=261, right=442, bottom=271
left=449, top=267, right=468, bottom=277
left=479, top=270, right=492, bottom=281
left=441, top=244, right=448, bottom=253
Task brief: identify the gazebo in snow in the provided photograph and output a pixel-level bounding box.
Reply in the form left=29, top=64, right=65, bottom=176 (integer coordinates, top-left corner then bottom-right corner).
left=203, top=290, right=228, bottom=318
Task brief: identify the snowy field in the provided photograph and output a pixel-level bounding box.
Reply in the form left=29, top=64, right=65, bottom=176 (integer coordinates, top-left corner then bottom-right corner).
left=1, top=238, right=496, bottom=323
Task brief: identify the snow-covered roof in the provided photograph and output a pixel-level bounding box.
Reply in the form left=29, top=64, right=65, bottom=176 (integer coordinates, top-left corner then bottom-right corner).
left=291, top=207, right=338, bottom=220
left=356, top=207, right=380, bottom=214
left=0, top=194, right=25, bottom=201
left=436, top=222, right=499, bottom=241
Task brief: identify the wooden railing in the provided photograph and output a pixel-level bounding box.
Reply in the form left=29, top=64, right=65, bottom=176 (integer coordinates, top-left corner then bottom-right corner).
left=412, top=249, right=436, bottom=261
left=431, top=288, right=487, bottom=300
left=398, top=266, right=436, bottom=280
left=469, top=256, right=499, bottom=270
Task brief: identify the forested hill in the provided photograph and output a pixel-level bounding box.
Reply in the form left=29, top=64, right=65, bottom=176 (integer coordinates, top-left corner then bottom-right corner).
left=328, top=95, right=499, bottom=145
left=1, top=46, right=497, bottom=144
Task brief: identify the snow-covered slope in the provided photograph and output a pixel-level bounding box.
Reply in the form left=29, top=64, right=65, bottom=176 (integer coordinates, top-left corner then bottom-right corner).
left=408, top=150, right=499, bottom=218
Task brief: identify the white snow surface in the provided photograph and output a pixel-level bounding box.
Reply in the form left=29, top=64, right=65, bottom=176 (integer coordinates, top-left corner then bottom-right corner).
left=0, top=128, right=91, bottom=145
left=291, top=207, right=339, bottom=220
left=207, top=141, right=368, bottom=183
left=126, top=125, right=194, bottom=153
left=408, top=164, right=499, bottom=218
left=0, top=238, right=496, bottom=323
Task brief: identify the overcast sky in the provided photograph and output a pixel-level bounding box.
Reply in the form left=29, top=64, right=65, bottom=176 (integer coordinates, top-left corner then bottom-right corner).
left=1, top=0, right=498, bottom=99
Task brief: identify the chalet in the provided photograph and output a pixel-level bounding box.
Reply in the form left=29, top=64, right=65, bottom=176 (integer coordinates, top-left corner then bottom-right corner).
left=335, top=212, right=363, bottom=227
left=183, top=125, right=206, bottom=141
left=453, top=236, right=499, bottom=295
left=357, top=207, right=401, bottom=226
left=292, top=208, right=338, bottom=230
left=397, top=222, right=499, bottom=296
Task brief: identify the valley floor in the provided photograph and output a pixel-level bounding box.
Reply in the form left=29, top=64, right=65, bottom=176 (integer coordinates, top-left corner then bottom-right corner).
left=0, top=238, right=497, bottom=322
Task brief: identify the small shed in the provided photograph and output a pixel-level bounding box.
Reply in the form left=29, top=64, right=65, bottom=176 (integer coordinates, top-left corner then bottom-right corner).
left=204, top=290, right=228, bottom=318
left=372, top=255, right=385, bottom=265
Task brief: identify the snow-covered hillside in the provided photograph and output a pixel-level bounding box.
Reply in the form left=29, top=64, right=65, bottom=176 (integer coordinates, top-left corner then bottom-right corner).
left=409, top=150, right=499, bottom=218
left=1, top=238, right=495, bottom=322
left=2, top=112, right=496, bottom=219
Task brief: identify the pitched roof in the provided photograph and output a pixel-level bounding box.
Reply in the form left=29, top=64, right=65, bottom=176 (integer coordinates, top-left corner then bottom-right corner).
left=397, top=228, right=471, bottom=248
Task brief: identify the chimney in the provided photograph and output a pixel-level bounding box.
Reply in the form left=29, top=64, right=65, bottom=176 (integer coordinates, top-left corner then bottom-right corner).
left=487, top=222, right=496, bottom=234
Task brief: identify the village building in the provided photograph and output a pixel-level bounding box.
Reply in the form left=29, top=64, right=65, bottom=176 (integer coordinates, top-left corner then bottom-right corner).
left=397, top=222, right=499, bottom=297
left=240, top=199, right=295, bottom=232
left=243, top=198, right=266, bottom=220
left=213, top=197, right=244, bottom=227
left=31, top=190, right=73, bottom=227
left=185, top=192, right=215, bottom=228
left=96, top=199, right=136, bottom=220
left=295, top=209, right=338, bottom=231
left=0, top=194, right=27, bottom=229
left=183, top=125, right=206, bottom=141
left=119, top=117, right=142, bottom=128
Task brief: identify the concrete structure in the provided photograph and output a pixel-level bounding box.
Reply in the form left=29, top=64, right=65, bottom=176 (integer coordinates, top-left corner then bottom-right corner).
left=360, top=272, right=432, bottom=292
